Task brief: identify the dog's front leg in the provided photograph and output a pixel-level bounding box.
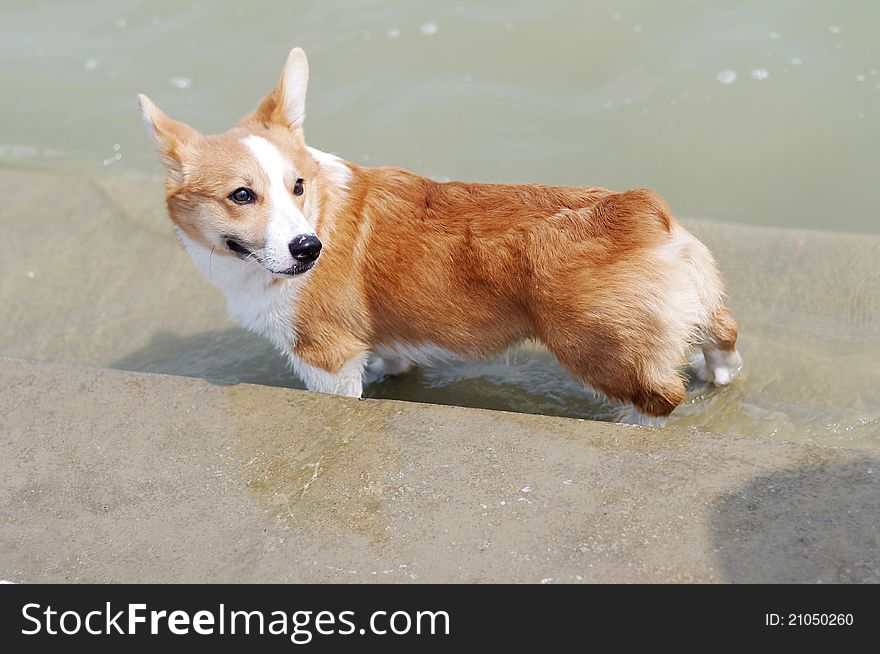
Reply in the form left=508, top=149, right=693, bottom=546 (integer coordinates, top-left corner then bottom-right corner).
left=291, top=353, right=366, bottom=398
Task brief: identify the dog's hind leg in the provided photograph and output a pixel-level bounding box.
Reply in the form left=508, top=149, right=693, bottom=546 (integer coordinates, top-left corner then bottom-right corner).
left=545, top=329, right=688, bottom=427
left=624, top=374, right=687, bottom=426
left=690, top=306, right=742, bottom=385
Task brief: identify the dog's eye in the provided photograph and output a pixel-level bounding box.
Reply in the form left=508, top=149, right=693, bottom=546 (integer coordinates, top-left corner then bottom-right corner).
left=229, top=187, right=255, bottom=205
left=293, top=178, right=304, bottom=196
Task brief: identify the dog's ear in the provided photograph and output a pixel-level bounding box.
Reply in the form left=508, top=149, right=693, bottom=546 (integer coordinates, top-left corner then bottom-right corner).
left=137, top=94, right=200, bottom=185
left=254, top=47, right=309, bottom=131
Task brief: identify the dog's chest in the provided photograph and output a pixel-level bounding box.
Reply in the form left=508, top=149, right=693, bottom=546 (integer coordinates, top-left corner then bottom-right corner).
left=177, top=231, right=297, bottom=353
left=224, top=276, right=296, bottom=353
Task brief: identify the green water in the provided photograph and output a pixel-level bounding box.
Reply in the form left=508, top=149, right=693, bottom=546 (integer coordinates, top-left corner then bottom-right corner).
left=1, top=0, right=878, bottom=447
left=3, top=0, right=879, bottom=232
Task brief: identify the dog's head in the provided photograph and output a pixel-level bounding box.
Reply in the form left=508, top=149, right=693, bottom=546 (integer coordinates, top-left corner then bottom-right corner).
left=139, top=48, right=326, bottom=277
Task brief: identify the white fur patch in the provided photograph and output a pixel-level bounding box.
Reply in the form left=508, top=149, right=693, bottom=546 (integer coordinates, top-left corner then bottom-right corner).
left=691, top=348, right=743, bottom=385
left=292, top=354, right=366, bottom=398
left=307, top=146, right=352, bottom=190
left=361, top=342, right=459, bottom=385
left=179, top=230, right=368, bottom=398
left=177, top=229, right=299, bottom=354
left=633, top=225, right=726, bottom=386
left=242, top=135, right=314, bottom=273
left=375, top=342, right=461, bottom=368
left=364, top=352, right=413, bottom=384
left=652, top=226, right=719, bottom=346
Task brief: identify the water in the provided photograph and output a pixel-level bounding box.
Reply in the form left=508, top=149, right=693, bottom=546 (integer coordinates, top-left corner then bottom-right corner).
left=3, top=0, right=880, bottom=232
left=1, top=1, right=878, bottom=447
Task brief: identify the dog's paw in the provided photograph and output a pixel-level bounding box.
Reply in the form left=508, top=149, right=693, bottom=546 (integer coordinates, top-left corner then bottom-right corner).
left=689, top=349, right=742, bottom=386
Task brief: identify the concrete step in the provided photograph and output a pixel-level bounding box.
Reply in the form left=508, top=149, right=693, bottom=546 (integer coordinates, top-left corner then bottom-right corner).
left=1, top=357, right=878, bottom=583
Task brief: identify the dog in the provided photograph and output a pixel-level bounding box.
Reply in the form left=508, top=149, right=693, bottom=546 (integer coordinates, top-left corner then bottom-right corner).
left=138, top=47, right=741, bottom=426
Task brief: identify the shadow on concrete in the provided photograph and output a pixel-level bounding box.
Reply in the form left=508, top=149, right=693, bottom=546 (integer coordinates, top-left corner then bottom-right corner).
left=108, top=328, right=618, bottom=420
left=710, top=460, right=880, bottom=583
left=111, top=328, right=303, bottom=389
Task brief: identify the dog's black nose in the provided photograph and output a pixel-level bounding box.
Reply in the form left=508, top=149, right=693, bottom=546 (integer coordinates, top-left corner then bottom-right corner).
left=288, top=234, right=322, bottom=263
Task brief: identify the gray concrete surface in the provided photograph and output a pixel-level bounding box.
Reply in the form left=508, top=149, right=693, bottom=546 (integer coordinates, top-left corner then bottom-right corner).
left=1, top=357, right=877, bottom=583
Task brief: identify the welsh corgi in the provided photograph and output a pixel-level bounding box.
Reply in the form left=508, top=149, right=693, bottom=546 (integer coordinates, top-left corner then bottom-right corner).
left=138, top=47, right=741, bottom=426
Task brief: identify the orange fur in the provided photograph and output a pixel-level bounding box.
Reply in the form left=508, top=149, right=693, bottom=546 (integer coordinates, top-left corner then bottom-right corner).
left=139, top=48, right=740, bottom=420
left=297, top=167, right=712, bottom=416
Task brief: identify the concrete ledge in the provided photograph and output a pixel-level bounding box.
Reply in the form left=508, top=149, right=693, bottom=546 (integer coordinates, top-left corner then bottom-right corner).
left=1, top=357, right=878, bottom=583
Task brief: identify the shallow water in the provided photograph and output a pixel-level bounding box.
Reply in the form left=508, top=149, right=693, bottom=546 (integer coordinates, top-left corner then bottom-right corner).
left=1, top=1, right=878, bottom=448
